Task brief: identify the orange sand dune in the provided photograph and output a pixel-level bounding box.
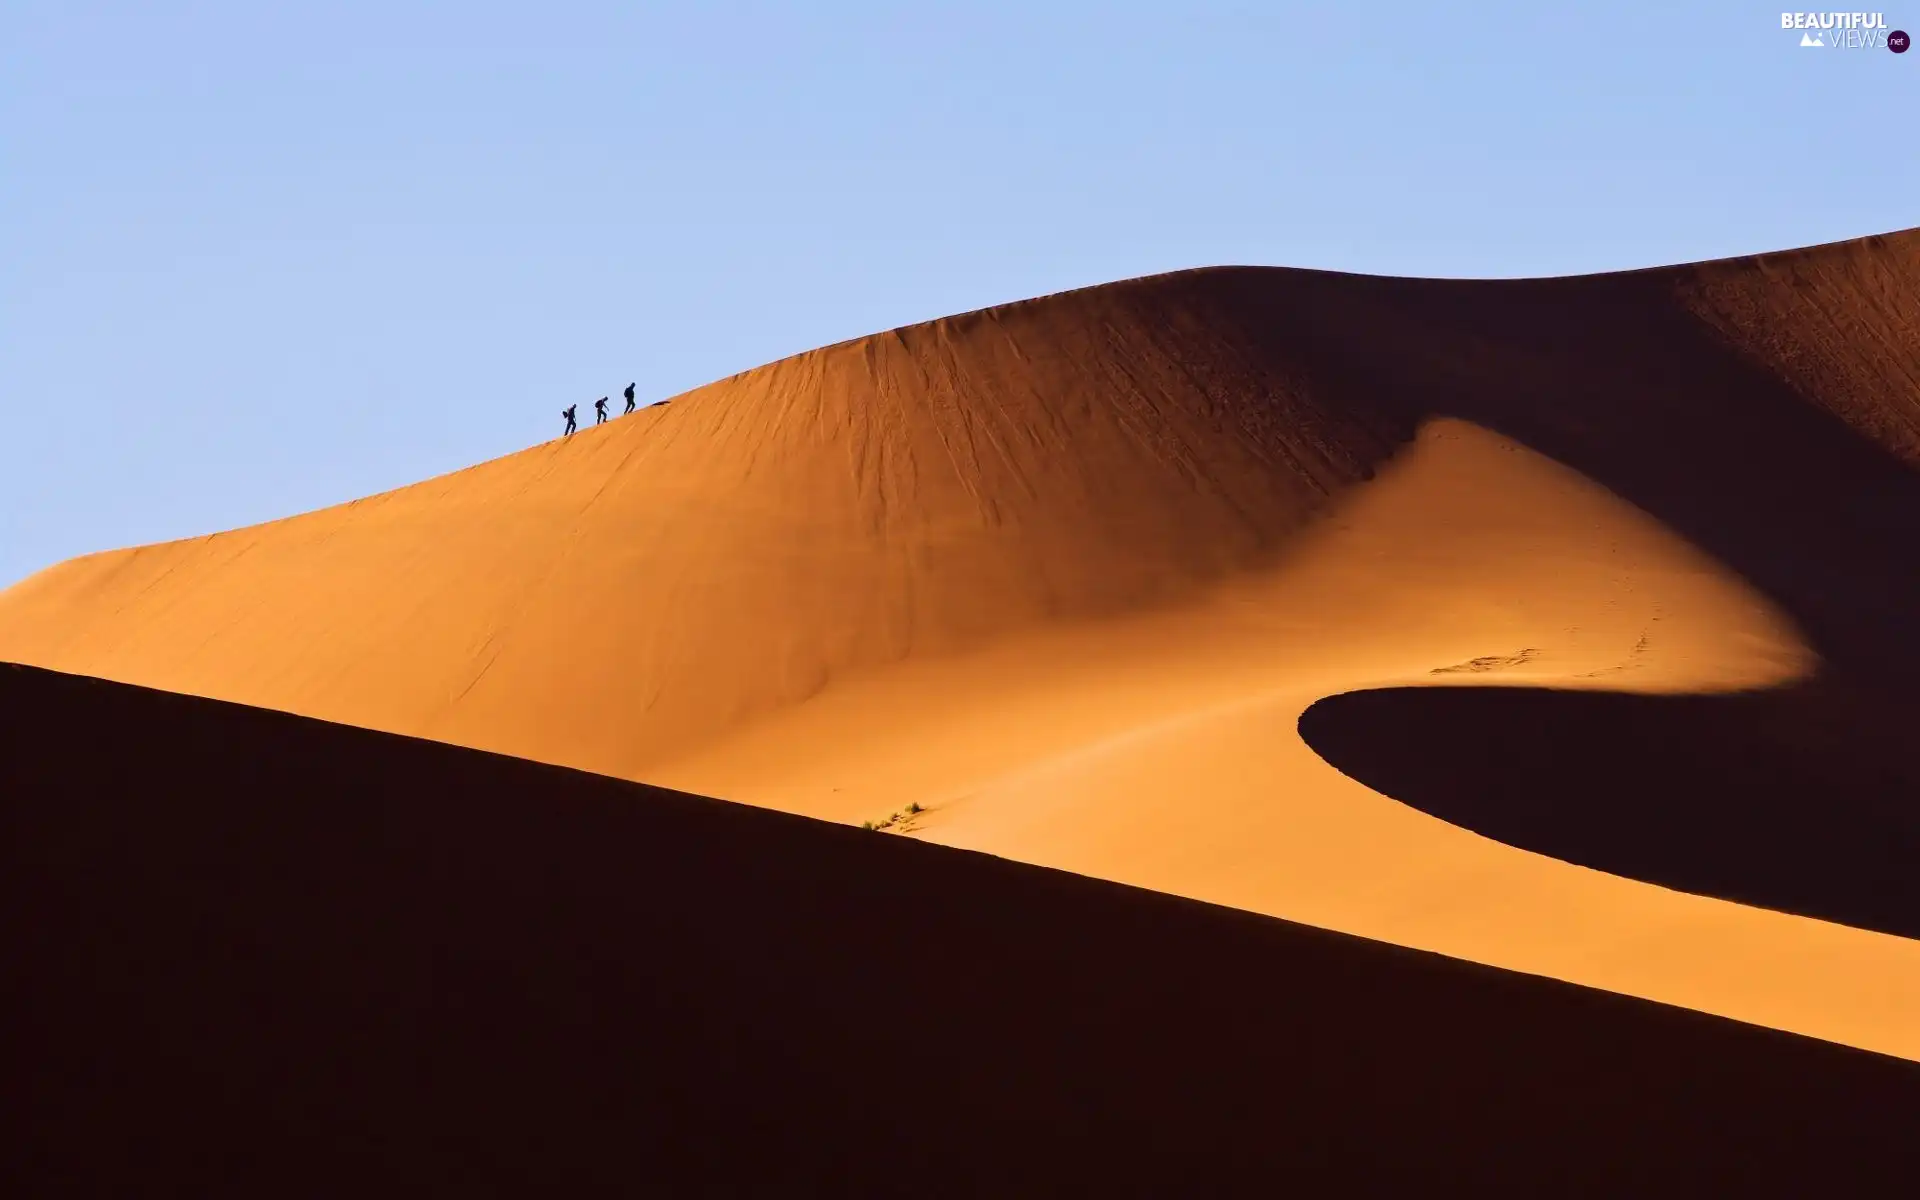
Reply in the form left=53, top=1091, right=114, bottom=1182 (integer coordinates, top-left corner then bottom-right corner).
left=4, top=229, right=1919, bottom=1058
left=5, top=663, right=1916, bottom=1193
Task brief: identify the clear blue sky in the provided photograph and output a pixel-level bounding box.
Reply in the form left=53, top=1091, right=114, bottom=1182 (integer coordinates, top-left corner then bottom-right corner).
left=3, top=2, right=1914, bottom=587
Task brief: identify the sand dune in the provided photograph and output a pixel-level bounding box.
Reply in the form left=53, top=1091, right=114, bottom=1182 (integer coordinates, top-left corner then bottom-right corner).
left=4, top=230, right=1919, bottom=1059
left=4, top=663, right=1915, bottom=1193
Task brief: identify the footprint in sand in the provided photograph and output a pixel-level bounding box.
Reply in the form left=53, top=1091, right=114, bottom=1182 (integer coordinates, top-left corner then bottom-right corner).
left=1429, top=648, right=1541, bottom=675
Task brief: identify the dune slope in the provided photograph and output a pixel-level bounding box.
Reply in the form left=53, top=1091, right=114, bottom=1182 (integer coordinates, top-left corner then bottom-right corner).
left=4, top=663, right=1917, bottom=1195
left=4, top=229, right=1919, bottom=1057
left=0, top=286, right=1402, bottom=769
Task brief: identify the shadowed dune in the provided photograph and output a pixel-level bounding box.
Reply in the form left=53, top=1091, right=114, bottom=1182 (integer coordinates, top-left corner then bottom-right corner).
left=3, top=662, right=1916, bottom=1195
left=4, top=230, right=1920, bottom=1057
left=1299, top=682, right=1920, bottom=939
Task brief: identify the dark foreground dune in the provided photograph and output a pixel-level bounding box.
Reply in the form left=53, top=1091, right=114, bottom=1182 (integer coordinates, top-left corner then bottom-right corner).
left=3, top=662, right=1916, bottom=1195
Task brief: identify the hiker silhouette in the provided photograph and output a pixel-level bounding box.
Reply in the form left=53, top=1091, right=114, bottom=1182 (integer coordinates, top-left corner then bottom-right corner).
left=562, top=404, right=577, bottom=436
left=595, top=396, right=609, bottom=425
left=623, top=383, right=636, bottom=414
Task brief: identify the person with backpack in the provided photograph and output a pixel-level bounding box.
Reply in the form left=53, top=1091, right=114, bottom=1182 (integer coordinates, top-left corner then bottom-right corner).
left=623, top=382, right=636, bottom=415
left=562, top=404, right=578, bottom=436
left=594, top=396, right=609, bottom=425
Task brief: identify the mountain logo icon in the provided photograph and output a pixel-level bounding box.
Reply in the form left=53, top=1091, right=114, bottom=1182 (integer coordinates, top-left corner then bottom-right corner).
left=1800, top=31, right=1825, bottom=46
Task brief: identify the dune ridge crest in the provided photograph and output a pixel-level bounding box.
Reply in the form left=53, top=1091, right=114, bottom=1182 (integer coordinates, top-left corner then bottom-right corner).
left=1, top=273, right=1404, bottom=766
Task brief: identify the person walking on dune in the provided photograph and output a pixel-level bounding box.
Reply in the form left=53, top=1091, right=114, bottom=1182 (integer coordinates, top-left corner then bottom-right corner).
left=562, top=404, right=577, bottom=436
left=595, top=396, right=609, bottom=425
left=623, top=382, right=636, bottom=415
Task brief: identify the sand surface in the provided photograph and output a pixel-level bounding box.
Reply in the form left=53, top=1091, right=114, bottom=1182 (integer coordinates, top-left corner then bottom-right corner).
left=4, top=229, right=1918, bottom=1059
left=5, top=663, right=1915, bottom=1193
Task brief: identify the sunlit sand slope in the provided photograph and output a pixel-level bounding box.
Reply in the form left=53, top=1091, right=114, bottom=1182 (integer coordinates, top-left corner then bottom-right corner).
left=0, top=287, right=1398, bottom=768
left=4, top=230, right=1918, bottom=1057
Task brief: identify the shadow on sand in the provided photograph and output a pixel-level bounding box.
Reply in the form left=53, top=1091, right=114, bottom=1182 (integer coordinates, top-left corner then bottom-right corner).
left=1298, top=680, right=1920, bottom=939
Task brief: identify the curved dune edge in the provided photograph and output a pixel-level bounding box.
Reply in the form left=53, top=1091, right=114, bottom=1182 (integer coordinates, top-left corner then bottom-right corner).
left=648, top=419, right=1920, bottom=1061
left=1297, top=681, right=1920, bottom=941
left=4, top=232, right=1919, bottom=1060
